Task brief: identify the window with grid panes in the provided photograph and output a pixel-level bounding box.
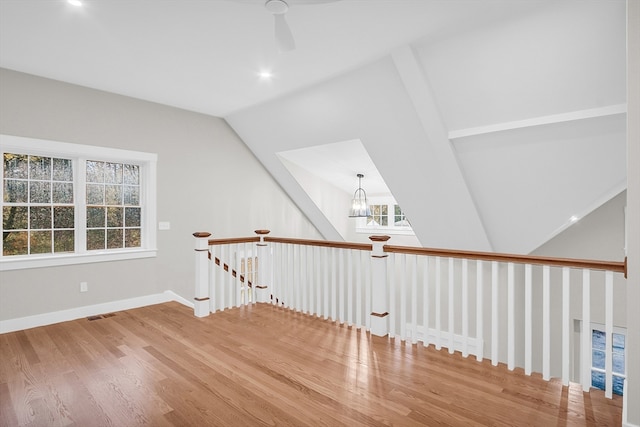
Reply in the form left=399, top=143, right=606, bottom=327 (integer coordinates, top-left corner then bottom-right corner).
left=1, top=134, right=157, bottom=270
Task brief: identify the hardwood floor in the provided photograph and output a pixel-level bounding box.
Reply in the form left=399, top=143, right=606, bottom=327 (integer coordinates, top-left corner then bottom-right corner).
left=0, top=302, right=622, bottom=426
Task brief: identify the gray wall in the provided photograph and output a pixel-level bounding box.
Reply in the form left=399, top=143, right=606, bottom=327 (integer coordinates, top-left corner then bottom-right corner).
left=0, top=68, right=321, bottom=321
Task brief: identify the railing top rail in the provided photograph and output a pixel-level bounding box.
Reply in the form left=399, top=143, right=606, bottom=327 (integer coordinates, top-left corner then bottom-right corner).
left=265, top=236, right=372, bottom=251
left=208, top=236, right=260, bottom=246
left=195, top=231, right=626, bottom=275
left=384, top=244, right=626, bottom=274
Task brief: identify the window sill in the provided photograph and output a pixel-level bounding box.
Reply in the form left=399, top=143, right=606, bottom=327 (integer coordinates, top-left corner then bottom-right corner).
left=0, top=249, right=157, bottom=271
left=356, top=227, right=415, bottom=236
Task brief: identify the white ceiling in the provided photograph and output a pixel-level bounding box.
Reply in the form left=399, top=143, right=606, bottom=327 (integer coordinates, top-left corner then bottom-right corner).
left=0, top=0, right=628, bottom=253
left=0, top=0, right=556, bottom=117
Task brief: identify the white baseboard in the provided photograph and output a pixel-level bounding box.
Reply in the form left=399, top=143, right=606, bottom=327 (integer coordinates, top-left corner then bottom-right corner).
left=0, top=290, right=193, bottom=334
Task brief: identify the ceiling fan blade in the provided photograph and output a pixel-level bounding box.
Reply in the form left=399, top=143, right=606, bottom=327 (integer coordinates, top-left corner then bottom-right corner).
left=274, top=14, right=295, bottom=52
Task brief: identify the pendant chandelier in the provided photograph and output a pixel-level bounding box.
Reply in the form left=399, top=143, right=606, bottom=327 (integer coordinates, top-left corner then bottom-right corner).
left=348, top=173, right=371, bottom=218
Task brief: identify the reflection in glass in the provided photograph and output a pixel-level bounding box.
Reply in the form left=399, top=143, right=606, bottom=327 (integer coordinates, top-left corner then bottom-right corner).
left=124, top=164, right=139, bottom=185
left=53, top=182, right=74, bottom=203
left=30, top=206, right=52, bottom=229
left=125, top=228, right=141, bottom=248
left=54, top=230, right=74, bottom=252
left=3, top=206, right=28, bottom=229
left=3, top=180, right=28, bottom=203
left=29, top=156, right=51, bottom=180
left=107, top=228, right=123, bottom=249
left=52, top=158, right=73, bottom=181
left=105, top=185, right=122, bottom=205
left=107, top=207, right=123, bottom=227
left=87, top=184, right=104, bottom=205
left=86, top=160, right=104, bottom=183
left=125, top=207, right=141, bottom=227
left=29, top=181, right=51, bottom=203
left=3, top=231, right=28, bottom=255
left=592, top=349, right=605, bottom=370
left=87, top=207, right=105, bottom=228
left=30, top=230, right=52, bottom=254
left=54, top=206, right=74, bottom=229
left=105, top=162, right=123, bottom=184
left=124, top=186, right=139, bottom=205
left=87, top=229, right=105, bottom=250
left=3, top=153, right=28, bottom=179
left=592, top=330, right=606, bottom=350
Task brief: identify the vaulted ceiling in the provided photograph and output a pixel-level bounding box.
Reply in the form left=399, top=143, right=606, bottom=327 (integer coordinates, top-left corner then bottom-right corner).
left=0, top=0, right=627, bottom=253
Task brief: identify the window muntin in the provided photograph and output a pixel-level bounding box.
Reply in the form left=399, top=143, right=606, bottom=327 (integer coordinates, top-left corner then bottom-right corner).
left=0, top=134, right=157, bottom=270
left=357, top=198, right=414, bottom=235
left=591, top=327, right=626, bottom=395
left=367, top=204, right=388, bottom=227
left=3, top=153, right=75, bottom=256
left=85, top=161, right=141, bottom=251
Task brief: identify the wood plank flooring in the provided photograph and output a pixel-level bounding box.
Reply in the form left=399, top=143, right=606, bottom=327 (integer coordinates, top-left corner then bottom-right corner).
left=0, top=302, right=622, bottom=426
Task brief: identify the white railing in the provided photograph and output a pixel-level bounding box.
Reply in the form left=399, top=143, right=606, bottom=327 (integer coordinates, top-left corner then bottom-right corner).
left=193, top=230, right=627, bottom=399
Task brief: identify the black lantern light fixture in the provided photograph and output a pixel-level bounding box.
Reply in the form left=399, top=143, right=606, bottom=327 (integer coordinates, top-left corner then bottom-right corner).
left=348, top=173, right=371, bottom=218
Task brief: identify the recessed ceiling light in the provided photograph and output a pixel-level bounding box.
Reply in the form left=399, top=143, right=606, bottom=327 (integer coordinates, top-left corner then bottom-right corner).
left=258, top=70, right=273, bottom=80
left=67, top=0, right=83, bottom=7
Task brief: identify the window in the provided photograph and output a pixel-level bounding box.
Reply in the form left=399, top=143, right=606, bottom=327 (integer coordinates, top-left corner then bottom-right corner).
left=356, top=198, right=414, bottom=235
left=591, top=326, right=626, bottom=395
left=1, top=134, right=157, bottom=270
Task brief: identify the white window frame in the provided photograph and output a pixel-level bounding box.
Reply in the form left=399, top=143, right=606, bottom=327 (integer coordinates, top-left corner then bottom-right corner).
left=355, top=196, right=414, bottom=236
left=590, top=322, right=627, bottom=395
left=0, top=134, right=157, bottom=271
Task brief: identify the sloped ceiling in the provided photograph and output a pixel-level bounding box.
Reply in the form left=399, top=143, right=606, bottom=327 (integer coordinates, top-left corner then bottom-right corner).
left=0, top=0, right=627, bottom=253
left=227, top=0, right=627, bottom=253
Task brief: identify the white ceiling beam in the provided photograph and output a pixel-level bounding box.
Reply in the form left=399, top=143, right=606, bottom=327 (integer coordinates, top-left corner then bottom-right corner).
left=449, top=104, right=627, bottom=140
left=391, top=46, right=492, bottom=251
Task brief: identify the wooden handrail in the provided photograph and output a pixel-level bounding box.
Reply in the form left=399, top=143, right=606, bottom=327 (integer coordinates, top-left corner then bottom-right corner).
left=384, top=245, right=626, bottom=274
left=208, top=236, right=260, bottom=246
left=198, top=232, right=626, bottom=276
left=265, top=236, right=372, bottom=251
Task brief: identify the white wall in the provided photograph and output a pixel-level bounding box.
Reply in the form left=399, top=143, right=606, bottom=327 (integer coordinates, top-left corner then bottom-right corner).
left=625, top=1, right=640, bottom=424
left=0, top=68, right=321, bottom=321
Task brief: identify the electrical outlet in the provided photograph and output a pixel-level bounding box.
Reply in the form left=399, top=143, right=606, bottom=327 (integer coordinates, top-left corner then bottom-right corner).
left=158, top=221, right=171, bottom=230
left=80, top=282, right=88, bottom=292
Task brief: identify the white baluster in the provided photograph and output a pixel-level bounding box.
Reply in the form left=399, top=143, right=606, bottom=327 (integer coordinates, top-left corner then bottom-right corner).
left=339, top=249, right=345, bottom=324
left=562, top=267, right=570, bottom=385
left=301, top=245, right=307, bottom=312
left=435, top=257, right=442, bottom=350
left=209, top=245, right=216, bottom=313
left=389, top=253, right=396, bottom=337
left=234, top=243, right=241, bottom=307
left=331, top=248, right=337, bottom=321
left=581, top=269, right=591, bottom=392
left=355, top=248, right=362, bottom=328
left=462, top=259, right=469, bottom=358
left=605, top=270, right=613, bottom=399
left=411, top=255, right=418, bottom=344
left=476, top=260, right=484, bottom=362
left=448, top=257, right=454, bottom=354
left=491, top=261, right=498, bottom=367
left=423, top=257, right=430, bottom=348
left=400, top=253, right=407, bottom=341
left=220, top=245, right=226, bottom=311
left=347, top=249, right=353, bottom=326
left=324, top=247, right=330, bottom=319
left=543, top=265, right=550, bottom=380
left=524, top=264, right=532, bottom=375
left=316, top=246, right=321, bottom=316
left=508, top=262, right=514, bottom=371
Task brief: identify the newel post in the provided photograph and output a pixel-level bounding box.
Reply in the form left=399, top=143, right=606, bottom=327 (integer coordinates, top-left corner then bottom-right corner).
left=255, top=230, right=271, bottom=303
left=193, top=232, right=212, bottom=317
left=370, top=235, right=391, bottom=337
